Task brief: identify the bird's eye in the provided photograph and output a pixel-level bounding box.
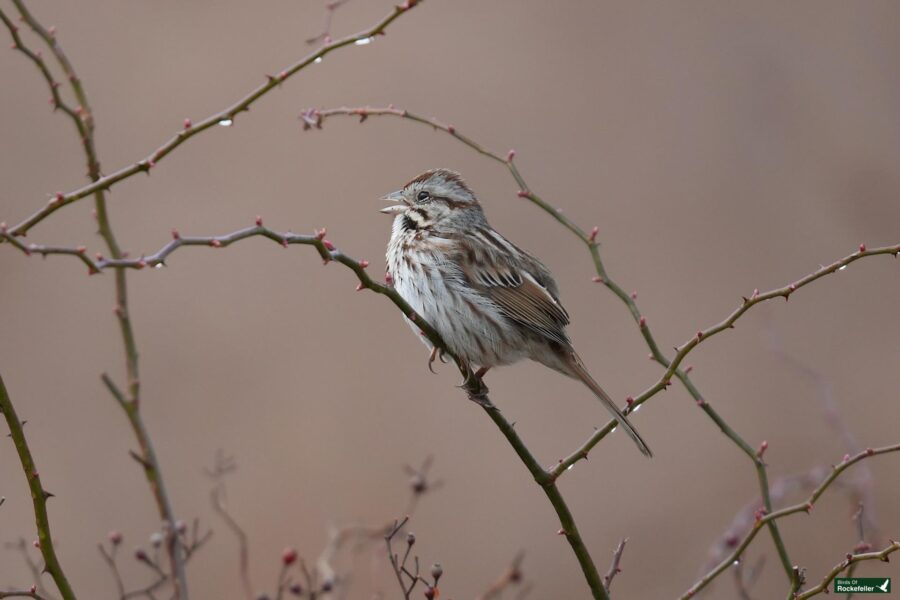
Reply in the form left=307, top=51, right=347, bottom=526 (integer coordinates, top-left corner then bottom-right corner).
left=416, top=191, right=430, bottom=202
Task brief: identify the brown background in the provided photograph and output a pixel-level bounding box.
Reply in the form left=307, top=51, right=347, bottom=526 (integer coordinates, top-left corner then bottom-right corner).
left=1, top=1, right=899, bottom=598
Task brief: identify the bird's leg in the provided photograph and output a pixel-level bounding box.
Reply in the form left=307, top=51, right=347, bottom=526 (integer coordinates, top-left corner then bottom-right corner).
left=474, top=366, right=491, bottom=380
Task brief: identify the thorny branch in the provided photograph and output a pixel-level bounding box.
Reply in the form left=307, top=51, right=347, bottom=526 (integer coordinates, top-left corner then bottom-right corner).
left=1, top=7, right=897, bottom=600
left=794, top=540, right=899, bottom=600
left=1, top=5, right=423, bottom=600
left=0, top=2, right=422, bottom=238
left=0, top=374, right=76, bottom=600
left=8, top=218, right=899, bottom=599
left=306, top=104, right=900, bottom=595
left=681, top=443, right=900, bottom=599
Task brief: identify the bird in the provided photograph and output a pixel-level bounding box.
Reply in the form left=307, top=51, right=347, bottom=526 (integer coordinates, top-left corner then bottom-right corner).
left=379, top=168, right=652, bottom=458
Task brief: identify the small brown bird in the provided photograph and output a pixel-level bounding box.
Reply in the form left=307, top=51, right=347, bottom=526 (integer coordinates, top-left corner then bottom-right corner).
left=381, top=169, right=651, bottom=457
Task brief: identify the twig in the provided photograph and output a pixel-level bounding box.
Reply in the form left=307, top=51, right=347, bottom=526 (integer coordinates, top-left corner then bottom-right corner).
left=97, top=541, right=126, bottom=599
left=732, top=555, right=765, bottom=600
left=681, top=444, right=900, bottom=598
left=0, top=374, right=77, bottom=600
left=475, top=552, right=525, bottom=600
left=4, top=538, right=56, bottom=600
left=384, top=518, right=439, bottom=600
left=207, top=453, right=254, bottom=600
left=793, top=541, right=899, bottom=599
left=0, top=591, right=51, bottom=600
left=602, top=539, right=627, bottom=595
left=0, top=2, right=423, bottom=237
left=385, top=518, right=415, bottom=599
left=305, top=0, right=353, bottom=45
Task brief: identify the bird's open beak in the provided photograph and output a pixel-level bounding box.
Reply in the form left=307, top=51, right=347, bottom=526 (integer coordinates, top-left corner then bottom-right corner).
left=379, top=190, right=407, bottom=215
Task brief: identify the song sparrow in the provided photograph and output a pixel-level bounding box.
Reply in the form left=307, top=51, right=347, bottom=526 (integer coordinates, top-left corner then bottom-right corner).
left=381, top=169, right=652, bottom=457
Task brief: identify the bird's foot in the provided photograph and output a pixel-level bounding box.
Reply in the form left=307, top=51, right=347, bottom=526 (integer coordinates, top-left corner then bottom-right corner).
left=426, top=347, right=447, bottom=374
left=460, top=366, right=494, bottom=408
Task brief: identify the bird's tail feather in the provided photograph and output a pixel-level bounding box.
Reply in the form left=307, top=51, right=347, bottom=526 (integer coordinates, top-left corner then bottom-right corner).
left=567, top=353, right=652, bottom=458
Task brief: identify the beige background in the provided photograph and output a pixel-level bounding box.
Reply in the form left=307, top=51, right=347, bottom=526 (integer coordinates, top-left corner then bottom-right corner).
left=2, top=1, right=899, bottom=598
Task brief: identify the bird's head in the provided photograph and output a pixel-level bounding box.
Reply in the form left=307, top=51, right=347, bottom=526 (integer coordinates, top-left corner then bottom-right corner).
left=380, top=169, right=483, bottom=231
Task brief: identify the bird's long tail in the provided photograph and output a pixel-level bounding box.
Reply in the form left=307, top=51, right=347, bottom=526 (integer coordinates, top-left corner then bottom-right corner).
left=566, top=353, right=653, bottom=458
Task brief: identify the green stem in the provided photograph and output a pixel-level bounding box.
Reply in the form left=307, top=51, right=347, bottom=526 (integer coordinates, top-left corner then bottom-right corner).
left=0, top=373, right=78, bottom=600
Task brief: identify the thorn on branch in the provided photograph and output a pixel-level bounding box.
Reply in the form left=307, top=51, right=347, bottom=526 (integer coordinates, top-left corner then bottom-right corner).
left=128, top=450, right=153, bottom=470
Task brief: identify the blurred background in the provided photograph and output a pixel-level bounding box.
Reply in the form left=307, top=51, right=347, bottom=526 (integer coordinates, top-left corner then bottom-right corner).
left=1, top=1, right=899, bottom=598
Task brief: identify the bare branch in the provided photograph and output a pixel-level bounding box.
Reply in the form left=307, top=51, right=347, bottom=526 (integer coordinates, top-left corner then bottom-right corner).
left=682, top=444, right=900, bottom=598
left=602, top=539, right=627, bottom=595
left=0, top=3, right=423, bottom=237
left=0, top=374, right=77, bottom=600
left=794, top=540, right=899, bottom=599
left=476, top=552, right=525, bottom=600
left=207, top=453, right=254, bottom=600
left=305, top=0, right=353, bottom=45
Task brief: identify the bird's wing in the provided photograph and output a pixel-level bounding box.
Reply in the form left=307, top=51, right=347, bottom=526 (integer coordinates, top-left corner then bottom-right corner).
left=460, top=239, right=571, bottom=345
